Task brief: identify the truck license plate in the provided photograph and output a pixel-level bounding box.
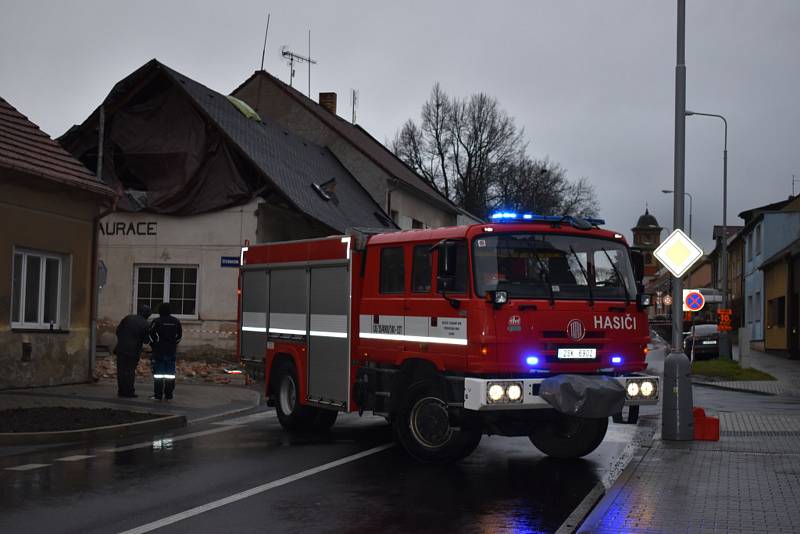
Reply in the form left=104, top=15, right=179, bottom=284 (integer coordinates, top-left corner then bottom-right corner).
left=557, top=348, right=597, bottom=359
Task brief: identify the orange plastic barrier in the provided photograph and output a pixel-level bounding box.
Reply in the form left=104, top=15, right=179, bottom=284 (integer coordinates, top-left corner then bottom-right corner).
left=692, top=407, right=720, bottom=441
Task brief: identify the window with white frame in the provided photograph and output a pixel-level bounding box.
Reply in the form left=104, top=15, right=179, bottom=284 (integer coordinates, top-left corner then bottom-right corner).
left=11, top=249, right=69, bottom=329
left=747, top=295, right=753, bottom=323
left=134, top=265, right=198, bottom=317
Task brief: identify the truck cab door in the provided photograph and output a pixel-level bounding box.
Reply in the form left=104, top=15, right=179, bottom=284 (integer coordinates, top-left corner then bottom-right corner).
left=403, top=241, right=469, bottom=369
left=358, top=245, right=408, bottom=358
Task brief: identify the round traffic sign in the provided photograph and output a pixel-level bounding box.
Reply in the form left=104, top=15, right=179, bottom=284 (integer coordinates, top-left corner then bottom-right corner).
left=663, top=295, right=673, bottom=306
left=685, top=291, right=704, bottom=311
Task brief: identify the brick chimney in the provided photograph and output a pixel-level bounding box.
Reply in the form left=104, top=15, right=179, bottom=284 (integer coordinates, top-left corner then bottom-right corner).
left=319, top=92, right=337, bottom=115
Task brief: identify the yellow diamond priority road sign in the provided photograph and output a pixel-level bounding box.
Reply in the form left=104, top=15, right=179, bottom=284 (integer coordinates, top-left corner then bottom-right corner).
left=653, top=229, right=703, bottom=278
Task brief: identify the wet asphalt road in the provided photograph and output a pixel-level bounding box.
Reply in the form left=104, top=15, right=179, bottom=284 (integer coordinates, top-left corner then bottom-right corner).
left=0, top=411, right=644, bottom=534
left=6, top=341, right=776, bottom=534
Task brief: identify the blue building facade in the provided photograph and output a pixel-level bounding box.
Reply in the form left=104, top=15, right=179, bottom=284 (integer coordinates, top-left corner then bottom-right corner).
left=742, top=211, right=800, bottom=342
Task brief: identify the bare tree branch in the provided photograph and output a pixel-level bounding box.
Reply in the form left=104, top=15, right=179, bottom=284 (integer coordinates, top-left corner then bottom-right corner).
left=393, top=84, right=599, bottom=220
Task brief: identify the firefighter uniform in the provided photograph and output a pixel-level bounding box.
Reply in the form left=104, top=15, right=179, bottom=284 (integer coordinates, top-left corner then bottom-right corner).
left=113, top=306, right=151, bottom=398
left=148, top=305, right=182, bottom=400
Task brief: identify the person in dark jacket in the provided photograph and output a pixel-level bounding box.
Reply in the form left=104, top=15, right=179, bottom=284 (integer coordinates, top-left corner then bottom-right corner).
left=114, top=305, right=151, bottom=398
left=148, top=302, right=182, bottom=400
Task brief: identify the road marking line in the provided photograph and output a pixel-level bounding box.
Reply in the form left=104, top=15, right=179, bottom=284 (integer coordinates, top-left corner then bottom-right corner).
left=5, top=412, right=269, bottom=473
left=211, top=411, right=276, bottom=426
left=5, top=463, right=51, bottom=471
left=118, top=443, right=394, bottom=534
left=99, top=426, right=241, bottom=453
left=55, top=455, right=96, bottom=462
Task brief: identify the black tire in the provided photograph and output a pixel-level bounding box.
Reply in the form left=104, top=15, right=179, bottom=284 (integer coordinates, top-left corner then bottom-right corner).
left=453, top=422, right=483, bottom=461
left=529, top=414, right=608, bottom=459
left=273, top=361, right=314, bottom=431
left=393, top=379, right=482, bottom=463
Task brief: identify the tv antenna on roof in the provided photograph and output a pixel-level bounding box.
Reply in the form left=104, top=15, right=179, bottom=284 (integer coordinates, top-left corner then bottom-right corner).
left=280, top=45, right=316, bottom=94
left=259, top=13, right=271, bottom=71
left=350, top=89, right=358, bottom=123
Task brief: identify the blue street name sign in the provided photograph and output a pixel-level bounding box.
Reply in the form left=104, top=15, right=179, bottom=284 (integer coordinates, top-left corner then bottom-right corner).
left=220, top=256, right=240, bottom=268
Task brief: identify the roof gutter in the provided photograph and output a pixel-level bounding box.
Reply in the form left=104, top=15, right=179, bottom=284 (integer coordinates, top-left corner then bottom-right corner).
left=89, top=106, right=118, bottom=381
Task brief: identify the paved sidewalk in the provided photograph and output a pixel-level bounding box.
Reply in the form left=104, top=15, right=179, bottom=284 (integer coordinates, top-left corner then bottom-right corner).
left=692, top=379, right=786, bottom=396
left=687, top=344, right=800, bottom=397
left=578, top=413, right=800, bottom=533
left=579, top=411, right=800, bottom=533
left=735, top=344, right=800, bottom=396
left=0, top=379, right=262, bottom=425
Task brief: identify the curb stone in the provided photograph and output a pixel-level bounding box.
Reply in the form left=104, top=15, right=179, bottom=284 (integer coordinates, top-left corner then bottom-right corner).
left=691, top=379, right=777, bottom=396
left=570, top=418, right=660, bottom=533
left=556, top=481, right=605, bottom=534
left=0, top=414, right=186, bottom=446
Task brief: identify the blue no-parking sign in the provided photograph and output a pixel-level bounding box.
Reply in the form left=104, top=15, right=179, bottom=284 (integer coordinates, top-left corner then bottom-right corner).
left=682, top=289, right=705, bottom=312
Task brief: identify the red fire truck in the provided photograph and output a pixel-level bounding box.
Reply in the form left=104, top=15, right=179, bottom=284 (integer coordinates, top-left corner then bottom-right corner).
left=238, top=213, right=659, bottom=462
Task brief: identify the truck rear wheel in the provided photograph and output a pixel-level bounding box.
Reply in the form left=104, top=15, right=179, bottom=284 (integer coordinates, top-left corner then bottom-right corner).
left=274, top=361, right=315, bottom=431
left=394, top=379, right=482, bottom=463
left=529, top=414, right=608, bottom=459
left=274, top=361, right=338, bottom=432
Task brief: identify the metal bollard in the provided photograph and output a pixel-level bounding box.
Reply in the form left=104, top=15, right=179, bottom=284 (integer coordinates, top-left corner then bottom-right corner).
left=662, top=350, right=694, bottom=440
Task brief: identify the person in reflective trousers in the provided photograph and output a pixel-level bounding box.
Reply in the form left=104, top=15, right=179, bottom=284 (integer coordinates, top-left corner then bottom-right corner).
left=113, top=304, right=151, bottom=398
left=148, top=302, right=182, bottom=400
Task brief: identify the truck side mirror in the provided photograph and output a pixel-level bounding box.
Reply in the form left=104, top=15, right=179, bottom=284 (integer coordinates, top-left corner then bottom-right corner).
left=630, top=248, right=645, bottom=283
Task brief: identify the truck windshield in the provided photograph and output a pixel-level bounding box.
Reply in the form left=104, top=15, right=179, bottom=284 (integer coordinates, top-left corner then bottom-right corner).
left=472, top=233, right=637, bottom=301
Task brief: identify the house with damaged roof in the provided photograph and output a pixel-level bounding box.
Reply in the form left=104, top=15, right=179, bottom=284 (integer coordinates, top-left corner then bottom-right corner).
left=60, top=60, right=395, bottom=354
left=0, top=95, right=116, bottom=389
left=230, top=69, right=480, bottom=230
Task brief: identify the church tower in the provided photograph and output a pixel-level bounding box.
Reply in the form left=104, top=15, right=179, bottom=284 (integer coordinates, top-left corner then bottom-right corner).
left=631, top=208, right=662, bottom=277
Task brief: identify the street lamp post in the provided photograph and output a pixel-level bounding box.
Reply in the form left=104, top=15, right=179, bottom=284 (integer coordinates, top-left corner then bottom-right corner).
left=662, top=0, right=693, bottom=442
left=662, top=189, right=693, bottom=238
left=686, top=110, right=729, bottom=359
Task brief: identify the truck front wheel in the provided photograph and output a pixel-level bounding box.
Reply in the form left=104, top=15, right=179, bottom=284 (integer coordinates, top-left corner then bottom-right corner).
left=394, top=379, right=482, bottom=463
left=529, top=414, right=608, bottom=459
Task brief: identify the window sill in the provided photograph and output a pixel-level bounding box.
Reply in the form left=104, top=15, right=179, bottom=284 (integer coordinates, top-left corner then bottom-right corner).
left=11, top=328, right=70, bottom=334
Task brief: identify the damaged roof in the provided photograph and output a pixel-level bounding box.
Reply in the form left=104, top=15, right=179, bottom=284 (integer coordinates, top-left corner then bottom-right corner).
left=231, top=70, right=470, bottom=217
left=60, top=59, right=395, bottom=233
left=0, top=95, right=114, bottom=197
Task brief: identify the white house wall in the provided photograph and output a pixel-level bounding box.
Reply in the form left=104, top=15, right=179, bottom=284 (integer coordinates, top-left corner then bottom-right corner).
left=96, top=200, right=259, bottom=354
left=390, top=188, right=455, bottom=229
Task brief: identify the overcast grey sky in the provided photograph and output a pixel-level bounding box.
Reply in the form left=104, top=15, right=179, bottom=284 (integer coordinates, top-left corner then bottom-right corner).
left=2, top=1, right=798, bottom=250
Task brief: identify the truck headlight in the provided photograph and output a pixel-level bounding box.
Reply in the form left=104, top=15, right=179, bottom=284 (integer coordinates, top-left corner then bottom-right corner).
left=506, top=384, right=522, bottom=401
left=488, top=384, right=505, bottom=402
left=625, top=378, right=658, bottom=399
left=486, top=381, right=524, bottom=403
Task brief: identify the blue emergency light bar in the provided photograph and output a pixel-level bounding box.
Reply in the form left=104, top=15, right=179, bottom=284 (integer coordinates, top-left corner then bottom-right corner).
left=490, top=212, right=606, bottom=226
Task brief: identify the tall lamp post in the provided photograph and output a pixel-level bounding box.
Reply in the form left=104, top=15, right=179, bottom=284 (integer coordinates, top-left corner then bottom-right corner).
left=686, top=110, right=729, bottom=359
left=662, top=189, right=693, bottom=238
left=662, top=0, right=693, bottom=442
